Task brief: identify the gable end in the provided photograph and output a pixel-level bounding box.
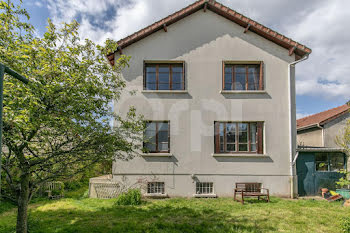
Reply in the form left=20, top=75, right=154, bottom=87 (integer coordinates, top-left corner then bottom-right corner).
left=107, top=0, right=312, bottom=66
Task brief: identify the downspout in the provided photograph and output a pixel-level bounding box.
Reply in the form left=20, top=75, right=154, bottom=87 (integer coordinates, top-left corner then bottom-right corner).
left=288, top=54, right=309, bottom=198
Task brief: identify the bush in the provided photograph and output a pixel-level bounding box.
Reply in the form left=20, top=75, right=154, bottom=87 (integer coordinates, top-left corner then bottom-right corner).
left=341, top=217, right=350, bottom=233
left=115, top=189, right=141, bottom=206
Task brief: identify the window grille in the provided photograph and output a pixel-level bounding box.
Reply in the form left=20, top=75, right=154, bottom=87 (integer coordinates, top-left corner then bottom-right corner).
left=196, top=182, right=214, bottom=194
left=147, top=182, right=165, bottom=194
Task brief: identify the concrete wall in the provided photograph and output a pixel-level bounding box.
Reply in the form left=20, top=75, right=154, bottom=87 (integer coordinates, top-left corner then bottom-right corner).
left=297, top=128, right=323, bottom=147
left=113, top=10, right=296, bottom=197
left=323, top=112, right=350, bottom=148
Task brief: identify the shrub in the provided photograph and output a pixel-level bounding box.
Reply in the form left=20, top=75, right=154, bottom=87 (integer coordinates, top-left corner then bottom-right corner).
left=115, top=189, right=141, bottom=206
left=341, top=217, right=350, bottom=233
left=336, top=169, right=350, bottom=189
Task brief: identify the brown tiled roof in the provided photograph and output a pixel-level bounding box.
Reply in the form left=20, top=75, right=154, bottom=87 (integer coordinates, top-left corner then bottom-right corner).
left=297, top=104, right=350, bottom=130
left=107, top=0, right=312, bottom=66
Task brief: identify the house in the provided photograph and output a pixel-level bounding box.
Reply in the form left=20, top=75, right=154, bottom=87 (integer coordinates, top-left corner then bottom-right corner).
left=104, top=0, right=312, bottom=198
left=297, top=104, right=350, bottom=148
left=296, top=104, right=349, bottom=196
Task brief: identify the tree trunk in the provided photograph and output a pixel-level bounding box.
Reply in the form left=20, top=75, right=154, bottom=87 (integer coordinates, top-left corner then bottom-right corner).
left=16, top=172, right=30, bottom=233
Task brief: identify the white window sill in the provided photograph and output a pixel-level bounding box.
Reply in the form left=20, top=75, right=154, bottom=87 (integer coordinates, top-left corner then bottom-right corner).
left=142, top=90, right=188, bottom=94
left=144, top=193, right=168, bottom=198
left=193, top=194, right=217, bottom=198
left=141, top=153, right=173, bottom=157
left=212, top=153, right=269, bottom=158
left=220, top=90, right=267, bottom=94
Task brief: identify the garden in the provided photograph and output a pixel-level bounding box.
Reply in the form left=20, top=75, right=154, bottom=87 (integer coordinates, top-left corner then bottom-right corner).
left=1, top=188, right=350, bottom=233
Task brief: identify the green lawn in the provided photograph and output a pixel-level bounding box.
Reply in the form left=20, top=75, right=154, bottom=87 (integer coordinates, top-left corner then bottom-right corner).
left=0, top=195, right=349, bottom=233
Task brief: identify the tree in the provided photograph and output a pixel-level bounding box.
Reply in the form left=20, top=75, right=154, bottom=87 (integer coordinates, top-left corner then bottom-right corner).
left=336, top=101, right=350, bottom=189
left=337, top=101, right=350, bottom=152
left=0, top=1, right=143, bottom=232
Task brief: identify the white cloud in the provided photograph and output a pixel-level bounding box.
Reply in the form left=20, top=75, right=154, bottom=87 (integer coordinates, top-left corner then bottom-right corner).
left=296, top=112, right=308, bottom=120
left=46, top=0, right=350, bottom=101
left=34, top=1, right=43, bottom=7
left=286, top=0, right=350, bottom=101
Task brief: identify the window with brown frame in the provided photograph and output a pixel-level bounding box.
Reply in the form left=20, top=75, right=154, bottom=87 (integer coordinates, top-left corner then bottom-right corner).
left=144, top=121, right=170, bottom=153
left=144, top=62, right=185, bottom=90
left=223, top=62, right=264, bottom=90
left=214, top=122, right=264, bottom=154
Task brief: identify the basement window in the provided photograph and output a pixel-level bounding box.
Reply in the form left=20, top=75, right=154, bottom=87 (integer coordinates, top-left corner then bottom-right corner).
left=147, top=182, right=165, bottom=194
left=196, top=182, right=214, bottom=194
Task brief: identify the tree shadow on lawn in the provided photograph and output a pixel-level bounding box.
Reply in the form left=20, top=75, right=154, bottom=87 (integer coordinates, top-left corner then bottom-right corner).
left=25, top=201, right=276, bottom=233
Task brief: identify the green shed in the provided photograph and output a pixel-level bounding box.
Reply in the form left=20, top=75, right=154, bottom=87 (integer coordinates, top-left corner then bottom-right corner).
left=296, top=148, right=347, bottom=196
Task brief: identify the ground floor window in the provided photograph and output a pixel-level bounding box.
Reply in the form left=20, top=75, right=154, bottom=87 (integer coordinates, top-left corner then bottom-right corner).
left=147, top=182, right=165, bottom=194
left=214, top=122, right=263, bottom=154
left=315, top=153, right=345, bottom=172
left=196, top=182, right=214, bottom=194
left=144, top=121, right=170, bottom=153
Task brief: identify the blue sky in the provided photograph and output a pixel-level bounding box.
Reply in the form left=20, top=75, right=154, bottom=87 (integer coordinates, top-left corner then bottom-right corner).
left=16, top=0, right=350, bottom=118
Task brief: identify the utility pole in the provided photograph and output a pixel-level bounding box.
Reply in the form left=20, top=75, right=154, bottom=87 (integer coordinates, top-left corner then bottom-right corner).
left=0, top=63, right=29, bottom=201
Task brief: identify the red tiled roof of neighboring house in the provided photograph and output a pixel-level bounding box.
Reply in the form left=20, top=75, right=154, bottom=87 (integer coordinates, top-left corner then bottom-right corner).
left=107, top=0, right=312, bottom=66
left=297, top=104, right=350, bottom=130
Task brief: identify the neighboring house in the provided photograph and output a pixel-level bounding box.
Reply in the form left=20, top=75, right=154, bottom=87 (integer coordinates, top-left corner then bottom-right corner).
left=105, top=0, right=312, bottom=198
left=296, top=105, right=349, bottom=196
left=297, top=104, right=350, bottom=148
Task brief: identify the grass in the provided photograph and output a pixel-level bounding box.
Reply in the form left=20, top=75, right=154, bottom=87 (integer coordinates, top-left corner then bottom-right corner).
left=0, top=194, right=349, bottom=233
left=0, top=201, right=15, bottom=215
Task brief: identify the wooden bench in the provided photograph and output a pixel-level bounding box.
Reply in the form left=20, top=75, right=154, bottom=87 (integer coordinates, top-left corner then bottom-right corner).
left=234, top=182, right=269, bottom=204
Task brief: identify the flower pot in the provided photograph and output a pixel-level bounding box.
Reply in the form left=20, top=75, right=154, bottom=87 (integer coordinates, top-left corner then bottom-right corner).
left=321, top=188, right=329, bottom=193
left=321, top=188, right=329, bottom=198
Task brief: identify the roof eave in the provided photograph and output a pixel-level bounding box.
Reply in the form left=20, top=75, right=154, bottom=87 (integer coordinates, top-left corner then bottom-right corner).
left=297, top=147, right=346, bottom=153
left=297, top=123, right=322, bottom=132
left=107, top=0, right=312, bottom=66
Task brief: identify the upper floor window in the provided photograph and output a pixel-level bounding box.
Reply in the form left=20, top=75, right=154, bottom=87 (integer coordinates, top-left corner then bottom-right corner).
left=144, top=62, right=184, bottom=90
left=144, top=121, right=170, bottom=153
left=223, top=62, right=263, bottom=91
left=214, top=122, right=264, bottom=154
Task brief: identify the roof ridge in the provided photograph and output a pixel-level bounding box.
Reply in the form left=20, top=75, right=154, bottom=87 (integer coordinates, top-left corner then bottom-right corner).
left=116, top=0, right=205, bottom=46
left=298, top=104, right=349, bottom=121
left=107, top=0, right=312, bottom=65
left=208, top=1, right=301, bottom=48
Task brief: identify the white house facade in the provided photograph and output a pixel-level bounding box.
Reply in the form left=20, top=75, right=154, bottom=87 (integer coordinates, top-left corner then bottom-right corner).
left=109, top=0, right=311, bottom=198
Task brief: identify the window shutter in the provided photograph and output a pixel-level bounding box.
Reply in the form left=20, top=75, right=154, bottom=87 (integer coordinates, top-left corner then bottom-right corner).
left=259, top=61, right=264, bottom=90
left=257, top=122, right=264, bottom=154
left=143, top=61, right=146, bottom=89
left=183, top=61, right=186, bottom=90
left=222, top=61, right=224, bottom=90
left=214, top=122, right=220, bottom=153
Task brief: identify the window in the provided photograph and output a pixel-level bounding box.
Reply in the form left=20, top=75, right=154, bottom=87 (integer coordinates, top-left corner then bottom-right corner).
left=147, top=182, right=165, bottom=194
left=196, top=182, right=213, bottom=194
left=330, top=154, right=345, bottom=172
left=144, top=121, right=170, bottom=153
left=144, top=62, right=184, bottom=90
left=315, top=153, right=328, bottom=171
left=223, top=62, right=263, bottom=90
left=214, top=122, right=263, bottom=154
left=315, top=153, right=345, bottom=172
